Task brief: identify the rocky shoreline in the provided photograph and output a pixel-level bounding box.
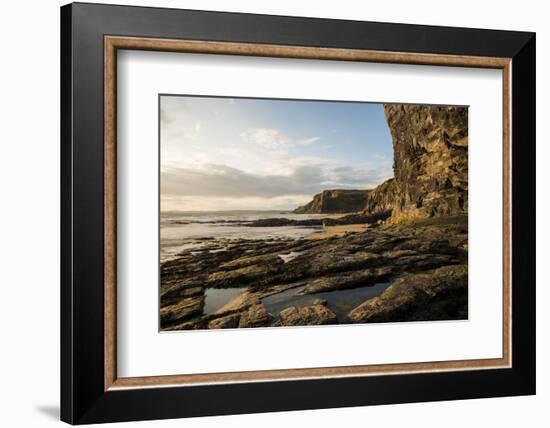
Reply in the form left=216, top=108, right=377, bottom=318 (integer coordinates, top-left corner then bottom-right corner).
left=160, top=215, right=468, bottom=330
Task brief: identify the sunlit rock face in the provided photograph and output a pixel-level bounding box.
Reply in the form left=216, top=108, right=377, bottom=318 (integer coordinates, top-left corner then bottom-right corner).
left=383, top=104, right=468, bottom=219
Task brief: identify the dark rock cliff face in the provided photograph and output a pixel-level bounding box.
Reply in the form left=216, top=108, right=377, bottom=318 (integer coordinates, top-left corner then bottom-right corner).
left=294, top=104, right=468, bottom=219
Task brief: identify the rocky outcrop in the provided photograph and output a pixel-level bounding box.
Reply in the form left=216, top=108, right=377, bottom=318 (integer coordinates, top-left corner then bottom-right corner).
left=207, top=256, right=284, bottom=288
left=297, top=267, right=392, bottom=295
left=346, top=264, right=468, bottom=323
left=294, top=189, right=370, bottom=214
left=363, top=178, right=399, bottom=215
left=278, top=301, right=337, bottom=326
left=238, top=303, right=271, bottom=328
left=294, top=105, right=468, bottom=220
left=245, top=210, right=391, bottom=227
left=208, top=313, right=241, bottom=329
left=160, top=295, right=204, bottom=324
left=245, top=218, right=322, bottom=227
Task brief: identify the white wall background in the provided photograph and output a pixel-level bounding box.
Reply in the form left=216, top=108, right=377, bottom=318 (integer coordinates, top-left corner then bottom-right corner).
left=0, top=0, right=546, bottom=427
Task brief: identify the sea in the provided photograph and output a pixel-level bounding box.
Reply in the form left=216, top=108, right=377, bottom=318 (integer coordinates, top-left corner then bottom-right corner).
left=160, top=210, right=326, bottom=262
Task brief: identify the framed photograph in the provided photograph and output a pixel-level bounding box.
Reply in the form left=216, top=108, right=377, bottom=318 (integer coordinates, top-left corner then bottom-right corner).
left=60, top=2, right=536, bottom=424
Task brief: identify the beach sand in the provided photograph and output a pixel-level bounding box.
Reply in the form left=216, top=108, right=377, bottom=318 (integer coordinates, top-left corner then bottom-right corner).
left=306, top=224, right=370, bottom=240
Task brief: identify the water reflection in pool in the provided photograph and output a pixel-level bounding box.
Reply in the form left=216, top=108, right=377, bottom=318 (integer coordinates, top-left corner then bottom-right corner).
left=261, top=282, right=392, bottom=322
left=204, top=287, right=247, bottom=314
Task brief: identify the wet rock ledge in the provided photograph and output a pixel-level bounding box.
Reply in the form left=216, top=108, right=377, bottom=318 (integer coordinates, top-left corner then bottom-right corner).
left=160, top=215, right=468, bottom=330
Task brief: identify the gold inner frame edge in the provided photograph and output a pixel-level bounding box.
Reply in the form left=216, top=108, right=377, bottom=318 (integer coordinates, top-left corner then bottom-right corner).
left=104, top=36, right=512, bottom=391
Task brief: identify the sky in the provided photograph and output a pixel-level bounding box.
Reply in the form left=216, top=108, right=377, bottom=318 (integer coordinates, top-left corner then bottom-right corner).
left=160, top=95, right=394, bottom=212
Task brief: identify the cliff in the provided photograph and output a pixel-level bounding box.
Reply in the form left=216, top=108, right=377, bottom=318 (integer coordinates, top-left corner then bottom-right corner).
left=294, top=104, right=468, bottom=219
left=383, top=104, right=468, bottom=218
left=294, top=189, right=370, bottom=214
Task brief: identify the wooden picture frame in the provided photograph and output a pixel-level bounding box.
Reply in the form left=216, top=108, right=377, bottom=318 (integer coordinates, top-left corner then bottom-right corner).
left=61, top=2, right=535, bottom=424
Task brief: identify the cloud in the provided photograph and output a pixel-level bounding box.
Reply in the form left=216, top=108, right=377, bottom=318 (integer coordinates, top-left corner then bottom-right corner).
left=161, top=195, right=313, bottom=212
left=297, top=137, right=320, bottom=145
left=160, top=97, right=190, bottom=128
left=240, top=128, right=321, bottom=152
left=323, top=165, right=393, bottom=188
left=240, top=128, right=290, bottom=149
left=161, top=162, right=391, bottom=201
left=160, top=107, right=175, bottom=126
left=158, top=96, right=394, bottom=211
left=162, top=164, right=322, bottom=198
